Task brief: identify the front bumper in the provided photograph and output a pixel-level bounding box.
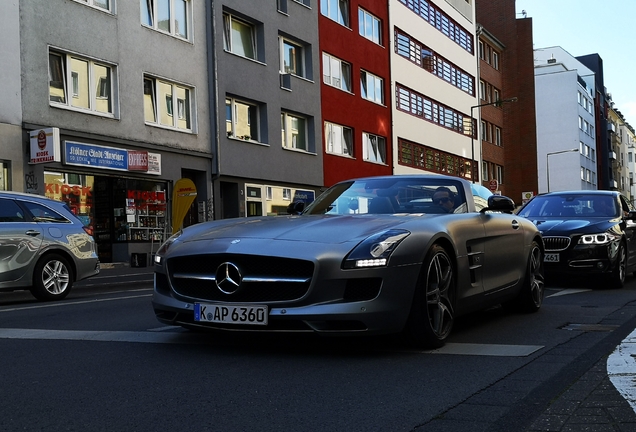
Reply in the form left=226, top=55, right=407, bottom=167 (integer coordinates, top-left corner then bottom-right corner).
left=151, top=262, right=422, bottom=336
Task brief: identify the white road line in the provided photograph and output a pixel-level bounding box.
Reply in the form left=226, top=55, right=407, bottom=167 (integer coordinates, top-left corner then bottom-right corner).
left=425, top=342, right=543, bottom=357
left=546, top=288, right=592, bottom=298
left=0, top=327, right=545, bottom=356
left=0, top=293, right=152, bottom=313
left=0, top=328, right=206, bottom=344
left=608, top=328, right=636, bottom=412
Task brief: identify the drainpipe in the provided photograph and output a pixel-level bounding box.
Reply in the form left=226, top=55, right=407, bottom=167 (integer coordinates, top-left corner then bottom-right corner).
left=208, top=0, right=221, bottom=220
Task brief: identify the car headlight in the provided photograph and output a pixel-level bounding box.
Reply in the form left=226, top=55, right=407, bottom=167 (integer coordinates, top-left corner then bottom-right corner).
left=343, top=229, right=410, bottom=269
left=154, top=231, right=182, bottom=265
left=578, top=232, right=619, bottom=245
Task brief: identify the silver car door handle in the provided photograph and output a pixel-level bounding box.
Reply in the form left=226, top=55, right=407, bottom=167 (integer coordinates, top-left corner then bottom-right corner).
left=511, top=220, right=520, bottom=230
left=25, top=230, right=41, bottom=236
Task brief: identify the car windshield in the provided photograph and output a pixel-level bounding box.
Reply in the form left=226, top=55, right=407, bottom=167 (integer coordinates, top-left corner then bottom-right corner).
left=517, top=194, right=620, bottom=218
left=303, top=178, right=468, bottom=215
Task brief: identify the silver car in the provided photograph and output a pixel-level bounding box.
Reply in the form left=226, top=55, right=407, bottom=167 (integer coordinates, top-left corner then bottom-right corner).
left=0, top=191, right=99, bottom=300
left=152, top=175, right=544, bottom=348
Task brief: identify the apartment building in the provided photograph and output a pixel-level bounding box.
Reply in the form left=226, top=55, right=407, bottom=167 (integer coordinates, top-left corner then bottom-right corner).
left=319, top=0, right=392, bottom=186
left=608, top=106, right=634, bottom=197
left=212, top=0, right=323, bottom=218
left=476, top=27, right=506, bottom=194
left=534, top=47, right=597, bottom=192
left=1, top=0, right=213, bottom=262
left=475, top=0, right=538, bottom=204
left=390, top=0, right=479, bottom=181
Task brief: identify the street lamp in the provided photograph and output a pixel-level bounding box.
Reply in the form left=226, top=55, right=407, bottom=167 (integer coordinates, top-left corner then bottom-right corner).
left=546, top=148, right=579, bottom=192
left=470, top=97, right=518, bottom=183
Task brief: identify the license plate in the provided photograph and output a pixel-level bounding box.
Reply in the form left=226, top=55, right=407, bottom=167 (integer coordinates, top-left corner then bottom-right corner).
left=194, top=303, right=268, bottom=325
left=544, top=253, right=560, bottom=263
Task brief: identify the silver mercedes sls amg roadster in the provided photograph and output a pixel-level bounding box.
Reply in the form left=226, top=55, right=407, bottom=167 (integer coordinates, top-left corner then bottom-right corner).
left=152, top=175, right=544, bottom=348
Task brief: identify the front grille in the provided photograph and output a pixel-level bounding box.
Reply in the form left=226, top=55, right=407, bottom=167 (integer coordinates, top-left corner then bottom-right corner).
left=167, top=254, right=314, bottom=303
left=543, top=236, right=571, bottom=252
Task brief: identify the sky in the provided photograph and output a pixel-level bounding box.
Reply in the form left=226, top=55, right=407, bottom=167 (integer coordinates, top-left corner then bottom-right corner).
left=515, top=0, right=636, bottom=126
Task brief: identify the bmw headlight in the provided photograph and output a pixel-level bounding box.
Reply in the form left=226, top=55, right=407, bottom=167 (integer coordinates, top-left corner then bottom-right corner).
left=343, top=229, right=410, bottom=269
left=154, top=231, right=182, bottom=265
left=578, top=232, right=618, bottom=245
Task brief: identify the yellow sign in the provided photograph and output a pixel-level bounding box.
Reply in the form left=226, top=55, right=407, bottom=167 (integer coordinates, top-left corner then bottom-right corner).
left=172, top=178, right=197, bottom=234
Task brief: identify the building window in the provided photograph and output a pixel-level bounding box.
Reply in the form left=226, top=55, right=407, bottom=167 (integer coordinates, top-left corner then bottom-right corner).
left=144, top=76, right=193, bottom=132
left=479, top=80, right=485, bottom=100
left=358, top=8, right=381, bottom=45
left=396, top=84, right=471, bottom=136
left=480, top=120, right=487, bottom=141
left=226, top=97, right=259, bottom=142
left=496, top=165, right=503, bottom=184
left=492, top=51, right=499, bottom=70
left=141, top=0, right=191, bottom=40
left=397, top=0, right=473, bottom=53
left=280, top=37, right=305, bottom=78
left=281, top=112, right=308, bottom=151
left=361, top=70, right=384, bottom=104
left=74, top=0, right=111, bottom=12
left=493, top=88, right=500, bottom=103
left=363, top=132, right=386, bottom=164
left=395, top=29, right=475, bottom=96
left=222, top=13, right=256, bottom=60
left=321, top=0, right=349, bottom=27
left=322, top=53, right=351, bottom=92
left=482, top=161, right=488, bottom=181
left=495, top=127, right=502, bottom=146
left=325, top=122, right=353, bottom=157
left=398, top=138, right=475, bottom=180
left=49, top=50, right=115, bottom=117
left=478, top=41, right=484, bottom=59
left=580, top=167, right=585, bottom=180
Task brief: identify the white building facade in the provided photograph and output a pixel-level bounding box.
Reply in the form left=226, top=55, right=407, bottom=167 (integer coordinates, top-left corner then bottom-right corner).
left=390, top=0, right=480, bottom=181
left=534, top=47, right=597, bottom=193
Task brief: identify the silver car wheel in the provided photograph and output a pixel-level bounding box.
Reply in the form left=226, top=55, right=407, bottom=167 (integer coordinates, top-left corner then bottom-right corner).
left=528, top=245, right=545, bottom=308
left=30, top=253, right=74, bottom=301
left=43, top=259, right=71, bottom=295
left=425, top=250, right=454, bottom=340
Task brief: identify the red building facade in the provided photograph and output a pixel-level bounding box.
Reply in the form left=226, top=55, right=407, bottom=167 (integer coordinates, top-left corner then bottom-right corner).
left=319, top=1, right=393, bottom=186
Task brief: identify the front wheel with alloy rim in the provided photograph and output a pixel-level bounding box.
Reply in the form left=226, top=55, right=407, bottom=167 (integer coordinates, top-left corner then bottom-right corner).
left=30, top=254, right=74, bottom=301
left=611, top=242, right=626, bottom=288
left=514, top=241, right=545, bottom=313
left=403, top=244, right=455, bottom=349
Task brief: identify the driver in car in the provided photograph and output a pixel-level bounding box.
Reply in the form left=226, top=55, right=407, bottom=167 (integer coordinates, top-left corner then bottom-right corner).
left=433, top=187, right=457, bottom=213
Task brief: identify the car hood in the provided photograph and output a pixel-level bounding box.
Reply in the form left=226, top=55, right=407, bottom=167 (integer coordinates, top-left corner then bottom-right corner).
left=177, top=214, right=419, bottom=245
left=529, top=217, right=617, bottom=235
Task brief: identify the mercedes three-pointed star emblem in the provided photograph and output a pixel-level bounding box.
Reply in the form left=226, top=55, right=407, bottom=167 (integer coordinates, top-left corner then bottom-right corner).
left=215, top=262, right=242, bottom=294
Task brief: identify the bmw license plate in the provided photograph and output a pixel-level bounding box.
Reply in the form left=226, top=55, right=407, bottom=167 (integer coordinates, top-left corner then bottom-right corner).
left=544, top=253, right=560, bottom=263
left=194, top=303, right=268, bottom=325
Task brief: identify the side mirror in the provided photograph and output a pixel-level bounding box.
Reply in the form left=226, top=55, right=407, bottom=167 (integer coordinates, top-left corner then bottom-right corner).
left=626, top=210, right=636, bottom=221
left=287, top=201, right=305, bottom=215
left=482, top=195, right=515, bottom=213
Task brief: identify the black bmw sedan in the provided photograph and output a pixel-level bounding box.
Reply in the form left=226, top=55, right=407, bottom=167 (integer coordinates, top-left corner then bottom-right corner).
left=517, top=190, right=636, bottom=287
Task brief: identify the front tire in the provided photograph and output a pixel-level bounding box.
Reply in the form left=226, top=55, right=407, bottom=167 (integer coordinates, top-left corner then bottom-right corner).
left=30, top=254, right=73, bottom=301
left=515, top=241, right=545, bottom=313
left=611, top=242, right=626, bottom=288
left=403, top=244, right=455, bottom=349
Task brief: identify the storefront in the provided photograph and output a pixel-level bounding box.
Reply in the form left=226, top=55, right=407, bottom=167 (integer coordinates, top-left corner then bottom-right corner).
left=44, top=172, right=168, bottom=263
left=28, top=127, right=211, bottom=264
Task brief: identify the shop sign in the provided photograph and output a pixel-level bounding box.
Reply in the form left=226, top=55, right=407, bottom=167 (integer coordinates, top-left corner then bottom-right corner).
left=128, top=151, right=149, bottom=171
left=65, top=141, right=128, bottom=171
left=29, top=128, right=61, bottom=164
